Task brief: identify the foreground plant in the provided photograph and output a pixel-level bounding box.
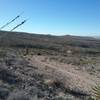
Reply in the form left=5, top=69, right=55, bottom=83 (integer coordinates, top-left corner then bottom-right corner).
left=92, top=84, right=100, bottom=100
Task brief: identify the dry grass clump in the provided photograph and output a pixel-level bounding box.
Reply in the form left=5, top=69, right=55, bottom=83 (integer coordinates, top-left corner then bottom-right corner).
left=92, top=84, right=100, bottom=100
left=7, top=91, right=32, bottom=100
left=43, top=79, right=57, bottom=86
left=43, top=79, right=61, bottom=87
left=0, top=49, right=7, bottom=58
left=88, top=84, right=100, bottom=100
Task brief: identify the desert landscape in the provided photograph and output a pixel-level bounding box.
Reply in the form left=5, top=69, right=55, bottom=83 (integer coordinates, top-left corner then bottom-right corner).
left=0, top=31, right=100, bottom=100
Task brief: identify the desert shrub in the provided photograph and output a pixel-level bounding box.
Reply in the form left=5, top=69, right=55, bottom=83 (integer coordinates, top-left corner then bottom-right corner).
left=0, top=49, right=7, bottom=58
left=43, top=79, right=61, bottom=88
left=37, top=53, right=41, bottom=55
left=7, top=91, right=31, bottom=100
left=0, top=87, right=9, bottom=99
left=92, top=84, right=100, bottom=100
left=88, top=97, right=95, bottom=100
left=0, top=68, right=19, bottom=84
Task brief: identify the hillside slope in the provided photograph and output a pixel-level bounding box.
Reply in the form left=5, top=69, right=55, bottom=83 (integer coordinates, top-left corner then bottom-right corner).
left=0, top=31, right=100, bottom=100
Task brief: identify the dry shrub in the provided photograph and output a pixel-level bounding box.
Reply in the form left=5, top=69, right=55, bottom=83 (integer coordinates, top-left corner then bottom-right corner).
left=43, top=79, right=61, bottom=87
left=7, top=91, right=31, bottom=100
left=92, top=84, right=100, bottom=100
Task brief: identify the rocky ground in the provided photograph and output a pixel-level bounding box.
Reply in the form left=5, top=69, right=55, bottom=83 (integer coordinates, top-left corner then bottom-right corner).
left=0, top=48, right=99, bottom=100
left=0, top=31, right=100, bottom=100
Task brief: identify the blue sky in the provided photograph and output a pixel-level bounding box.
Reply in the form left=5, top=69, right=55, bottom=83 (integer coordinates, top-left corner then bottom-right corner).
left=0, top=0, right=100, bottom=36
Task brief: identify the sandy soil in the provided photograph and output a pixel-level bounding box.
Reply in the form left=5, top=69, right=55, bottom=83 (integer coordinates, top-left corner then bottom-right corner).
left=26, top=55, right=100, bottom=95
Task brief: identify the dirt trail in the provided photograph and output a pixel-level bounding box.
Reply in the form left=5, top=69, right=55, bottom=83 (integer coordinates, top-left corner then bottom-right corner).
left=26, top=55, right=99, bottom=95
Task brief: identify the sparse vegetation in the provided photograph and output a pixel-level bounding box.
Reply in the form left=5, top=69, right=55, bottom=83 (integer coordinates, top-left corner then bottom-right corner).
left=0, top=31, right=100, bottom=100
left=92, top=84, right=100, bottom=100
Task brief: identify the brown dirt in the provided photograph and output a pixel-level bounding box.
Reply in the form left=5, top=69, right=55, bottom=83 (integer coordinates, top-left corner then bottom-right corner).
left=26, top=55, right=100, bottom=95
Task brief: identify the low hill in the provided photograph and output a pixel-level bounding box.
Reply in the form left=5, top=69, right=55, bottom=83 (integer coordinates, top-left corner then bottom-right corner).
left=0, top=31, right=100, bottom=56
left=0, top=31, right=100, bottom=100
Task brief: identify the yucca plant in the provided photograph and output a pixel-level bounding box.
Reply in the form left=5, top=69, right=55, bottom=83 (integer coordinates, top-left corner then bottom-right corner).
left=92, top=84, right=100, bottom=100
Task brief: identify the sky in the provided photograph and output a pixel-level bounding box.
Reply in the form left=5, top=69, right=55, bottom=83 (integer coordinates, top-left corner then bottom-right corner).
left=0, top=0, right=100, bottom=36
